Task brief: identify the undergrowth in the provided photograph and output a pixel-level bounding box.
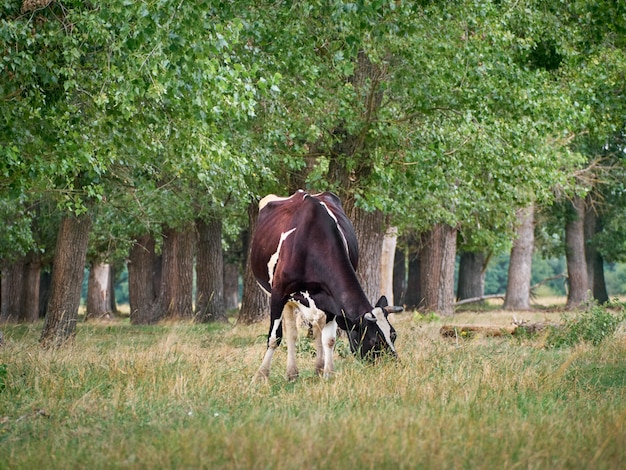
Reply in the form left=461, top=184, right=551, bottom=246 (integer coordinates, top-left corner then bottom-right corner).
left=546, top=301, right=626, bottom=348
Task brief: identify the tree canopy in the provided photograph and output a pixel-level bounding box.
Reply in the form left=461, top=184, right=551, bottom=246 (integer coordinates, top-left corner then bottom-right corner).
left=1, top=0, right=625, bottom=294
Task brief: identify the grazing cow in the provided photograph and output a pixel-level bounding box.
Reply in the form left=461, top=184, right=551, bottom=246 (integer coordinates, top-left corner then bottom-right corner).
left=251, top=190, right=399, bottom=381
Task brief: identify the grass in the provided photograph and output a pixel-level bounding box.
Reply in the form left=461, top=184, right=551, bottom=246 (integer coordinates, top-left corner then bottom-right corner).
left=1, top=308, right=625, bottom=469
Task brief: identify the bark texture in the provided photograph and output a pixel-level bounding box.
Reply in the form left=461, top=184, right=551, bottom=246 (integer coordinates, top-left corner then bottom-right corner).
left=153, top=225, right=195, bottom=320
left=86, top=262, right=114, bottom=320
left=195, top=217, right=227, bottom=322
left=128, top=234, right=160, bottom=324
left=457, top=251, right=486, bottom=301
left=420, top=224, right=457, bottom=316
left=504, top=206, right=534, bottom=310
left=348, top=205, right=385, bottom=305
left=223, top=261, right=240, bottom=311
left=565, top=197, right=588, bottom=309
left=584, top=204, right=609, bottom=304
left=405, top=247, right=422, bottom=311
left=0, top=258, right=40, bottom=322
left=40, top=214, right=91, bottom=348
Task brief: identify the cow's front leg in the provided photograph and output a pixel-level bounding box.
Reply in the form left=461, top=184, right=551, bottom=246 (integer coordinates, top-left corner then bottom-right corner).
left=283, top=303, right=299, bottom=381
left=255, top=316, right=282, bottom=382
left=321, top=318, right=337, bottom=378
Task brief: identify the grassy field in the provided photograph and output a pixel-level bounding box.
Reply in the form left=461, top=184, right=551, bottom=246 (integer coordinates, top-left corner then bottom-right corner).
left=1, top=303, right=625, bottom=469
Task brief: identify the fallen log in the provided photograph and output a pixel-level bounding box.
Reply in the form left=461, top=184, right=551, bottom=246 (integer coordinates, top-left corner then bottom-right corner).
left=440, top=324, right=516, bottom=338
left=440, top=321, right=561, bottom=338
left=455, top=294, right=505, bottom=306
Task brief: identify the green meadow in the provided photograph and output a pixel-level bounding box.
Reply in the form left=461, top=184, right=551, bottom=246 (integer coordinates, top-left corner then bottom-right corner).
left=1, top=307, right=625, bottom=469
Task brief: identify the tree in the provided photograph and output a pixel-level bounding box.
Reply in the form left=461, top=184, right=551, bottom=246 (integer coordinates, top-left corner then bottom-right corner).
left=420, top=224, right=457, bottom=316
left=40, top=214, right=91, bottom=347
left=2, top=1, right=260, bottom=339
left=85, top=261, right=114, bottom=320
left=457, top=251, right=487, bottom=303
left=196, top=217, right=228, bottom=323
left=128, top=234, right=160, bottom=325
left=504, top=206, right=535, bottom=311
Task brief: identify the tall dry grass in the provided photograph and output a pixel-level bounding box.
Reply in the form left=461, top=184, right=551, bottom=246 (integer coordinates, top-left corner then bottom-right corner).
left=0, top=311, right=624, bottom=469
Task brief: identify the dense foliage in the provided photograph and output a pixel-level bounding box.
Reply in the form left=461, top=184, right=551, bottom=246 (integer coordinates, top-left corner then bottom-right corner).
left=1, top=0, right=625, bottom=310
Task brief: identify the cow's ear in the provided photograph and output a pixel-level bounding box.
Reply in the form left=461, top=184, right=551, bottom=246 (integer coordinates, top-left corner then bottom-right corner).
left=375, top=296, right=388, bottom=309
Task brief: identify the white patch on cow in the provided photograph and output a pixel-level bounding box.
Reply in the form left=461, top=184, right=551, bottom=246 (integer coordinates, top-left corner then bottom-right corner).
left=255, top=317, right=283, bottom=381
left=370, top=307, right=397, bottom=354
left=319, top=201, right=349, bottom=257
left=289, top=291, right=325, bottom=325
left=267, top=228, right=296, bottom=287
left=268, top=317, right=282, bottom=346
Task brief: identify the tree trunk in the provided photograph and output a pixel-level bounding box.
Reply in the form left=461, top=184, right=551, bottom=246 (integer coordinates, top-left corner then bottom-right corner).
left=223, top=261, right=239, bottom=311
left=348, top=205, right=385, bottom=305
left=420, top=224, right=457, bottom=316
left=393, top=245, right=406, bottom=307
left=39, top=270, right=51, bottom=319
left=380, top=226, right=397, bottom=305
left=504, top=205, right=534, bottom=310
left=584, top=204, right=609, bottom=304
left=152, top=225, right=195, bottom=321
left=86, top=261, right=114, bottom=320
left=128, top=234, right=160, bottom=324
left=108, top=264, right=118, bottom=314
left=195, top=217, right=227, bottom=323
left=0, top=260, right=24, bottom=322
left=565, top=196, right=588, bottom=309
left=40, top=214, right=91, bottom=348
left=457, top=251, right=486, bottom=301
left=22, top=257, right=41, bottom=322
left=405, top=247, right=422, bottom=311
left=238, top=201, right=270, bottom=325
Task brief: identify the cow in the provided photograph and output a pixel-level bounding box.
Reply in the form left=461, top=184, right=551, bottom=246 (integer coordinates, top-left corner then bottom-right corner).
left=250, top=190, right=400, bottom=381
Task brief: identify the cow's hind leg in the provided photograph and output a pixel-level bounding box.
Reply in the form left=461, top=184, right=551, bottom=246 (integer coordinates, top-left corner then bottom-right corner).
left=321, top=318, right=337, bottom=378
left=312, top=319, right=326, bottom=376
left=255, top=317, right=282, bottom=382
left=283, top=303, right=299, bottom=381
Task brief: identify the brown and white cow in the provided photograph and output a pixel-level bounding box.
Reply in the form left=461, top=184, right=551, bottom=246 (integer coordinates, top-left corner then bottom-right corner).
left=251, top=190, right=399, bottom=381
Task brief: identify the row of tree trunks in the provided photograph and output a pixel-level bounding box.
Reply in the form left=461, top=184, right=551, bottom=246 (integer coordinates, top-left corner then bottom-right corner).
left=2, top=194, right=610, bottom=348
left=127, top=221, right=231, bottom=325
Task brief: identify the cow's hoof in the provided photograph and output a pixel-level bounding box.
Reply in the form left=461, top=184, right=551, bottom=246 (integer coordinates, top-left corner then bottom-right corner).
left=286, top=369, right=299, bottom=382
left=253, top=369, right=270, bottom=384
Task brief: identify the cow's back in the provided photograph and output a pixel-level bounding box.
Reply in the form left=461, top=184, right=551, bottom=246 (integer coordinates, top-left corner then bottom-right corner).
left=250, top=191, right=358, bottom=294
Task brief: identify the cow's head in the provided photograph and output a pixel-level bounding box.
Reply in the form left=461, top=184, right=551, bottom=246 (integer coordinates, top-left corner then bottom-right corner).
left=346, top=296, right=400, bottom=360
